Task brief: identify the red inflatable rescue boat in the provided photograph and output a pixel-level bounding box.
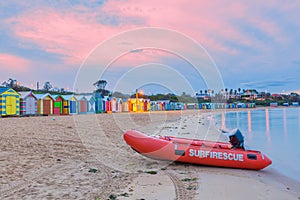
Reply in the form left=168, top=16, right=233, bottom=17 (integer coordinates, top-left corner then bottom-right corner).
left=124, top=130, right=272, bottom=170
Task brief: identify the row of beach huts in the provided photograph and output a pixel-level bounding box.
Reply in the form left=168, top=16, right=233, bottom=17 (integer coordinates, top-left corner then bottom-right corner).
left=0, top=87, right=256, bottom=117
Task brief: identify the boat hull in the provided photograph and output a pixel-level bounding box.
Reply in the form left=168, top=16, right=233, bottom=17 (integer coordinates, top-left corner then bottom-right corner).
left=124, top=130, right=272, bottom=170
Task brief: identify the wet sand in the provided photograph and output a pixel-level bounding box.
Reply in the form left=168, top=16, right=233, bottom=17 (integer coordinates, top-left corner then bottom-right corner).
left=0, top=109, right=299, bottom=199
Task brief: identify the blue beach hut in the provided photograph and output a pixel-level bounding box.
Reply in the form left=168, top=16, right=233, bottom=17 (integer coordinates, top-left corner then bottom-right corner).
left=94, top=92, right=105, bottom=113
left=84, top=95, right=96, bottom=113
left=62, top=95, right=77, bottom=114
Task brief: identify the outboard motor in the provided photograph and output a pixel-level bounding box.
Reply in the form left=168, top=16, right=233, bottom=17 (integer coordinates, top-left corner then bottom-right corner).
left=228, top=128, right=244, bottom=149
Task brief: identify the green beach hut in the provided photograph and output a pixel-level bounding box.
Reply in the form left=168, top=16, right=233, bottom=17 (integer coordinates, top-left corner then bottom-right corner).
left=53, top=95, right=69, bottom=115
left=0, top=87, right=20, bottom=117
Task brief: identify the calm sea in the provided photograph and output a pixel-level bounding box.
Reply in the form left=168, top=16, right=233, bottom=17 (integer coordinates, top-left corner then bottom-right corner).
left=214, top=107, right=300, bottom=182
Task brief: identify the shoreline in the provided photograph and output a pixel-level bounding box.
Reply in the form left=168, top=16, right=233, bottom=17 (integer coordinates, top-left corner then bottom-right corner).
left=0, top=109, right=299, bottom=199
left=119, top=108, right=300, bottom=199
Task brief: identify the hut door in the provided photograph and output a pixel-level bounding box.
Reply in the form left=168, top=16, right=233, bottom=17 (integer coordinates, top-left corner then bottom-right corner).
left=26, top=96, right=35, bottom=115
left=43, top=100, right=51, bottom=115
left=70, top=101, right=76, bottom=114
left=6, top=96, right=16, bottom=115
left=80, top=100, right=87, bottom=112
left=54, top=101, right=62, bottom=115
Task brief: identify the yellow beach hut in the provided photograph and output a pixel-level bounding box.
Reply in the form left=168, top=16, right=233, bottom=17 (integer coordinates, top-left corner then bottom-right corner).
left=128, top=98, right=145, bottom=112
left=0, top=87, right=20, bottom=117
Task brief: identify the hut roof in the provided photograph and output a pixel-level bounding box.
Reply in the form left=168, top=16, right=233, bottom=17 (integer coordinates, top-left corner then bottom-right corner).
left=62, top=94, right=77, bottom=101
left=75, top=95, right=87, bottom=101
left=84, top=95, right=95, bottom=101
left=19, top=91, right=37, bottom=99
left=51, top=94, right=66, bottom=100
left=34, top=93, right=54, bottom=100
left=0, top=87, right=9, bottom=94
left=0, top=87, right=20, bottom=95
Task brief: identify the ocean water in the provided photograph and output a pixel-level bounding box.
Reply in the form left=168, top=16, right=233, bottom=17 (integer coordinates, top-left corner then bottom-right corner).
left=214, top=107, right=300, bottom=182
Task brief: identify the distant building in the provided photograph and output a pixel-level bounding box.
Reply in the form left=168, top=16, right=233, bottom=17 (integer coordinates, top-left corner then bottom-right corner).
left=196, top=93, right=210, bottom=101
left=241, top=89, right=258, bottom=100
left=271, top=94, right=283, bottom=99
left=270, top=102, right=278, bottom=107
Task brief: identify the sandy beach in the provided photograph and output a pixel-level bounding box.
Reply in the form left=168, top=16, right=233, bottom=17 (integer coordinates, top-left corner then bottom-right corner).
left=1, top=109, right=299, bottom=199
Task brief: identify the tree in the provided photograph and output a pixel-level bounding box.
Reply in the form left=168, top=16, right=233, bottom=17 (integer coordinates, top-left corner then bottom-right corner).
left=43, top=81, right=52, bottom=91
left=93, top=80, right=107, bottom=90
left=93, top=79, right=108, bottom=97
left=2, top=78, right=18, bottom=88
left=179, top=92, right=197, bottom=103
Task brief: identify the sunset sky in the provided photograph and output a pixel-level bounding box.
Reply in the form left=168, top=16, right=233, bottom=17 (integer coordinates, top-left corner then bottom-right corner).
left=0, top=1, right=299, bottom=95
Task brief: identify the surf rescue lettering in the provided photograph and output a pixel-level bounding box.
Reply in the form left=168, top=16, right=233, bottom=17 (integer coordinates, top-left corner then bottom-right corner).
left=189, top=149, right=244, bottom=161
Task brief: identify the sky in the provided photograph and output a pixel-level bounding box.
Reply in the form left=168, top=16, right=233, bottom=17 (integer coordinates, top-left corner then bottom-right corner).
left=0, top=1, right=300, bottom=95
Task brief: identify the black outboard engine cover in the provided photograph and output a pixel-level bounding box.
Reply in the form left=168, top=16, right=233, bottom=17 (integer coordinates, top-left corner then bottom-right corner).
left=228, top=128, right=245, bottom=149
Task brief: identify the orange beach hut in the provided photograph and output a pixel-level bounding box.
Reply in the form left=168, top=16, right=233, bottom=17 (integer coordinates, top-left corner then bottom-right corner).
left=34, top=93, right=54, bottom=115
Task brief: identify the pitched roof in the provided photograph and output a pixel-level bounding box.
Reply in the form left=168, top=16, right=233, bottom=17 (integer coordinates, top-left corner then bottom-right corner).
left=0, top=87, right=9, bottom=94
left=62, top=94, right=77, bottom=101
left=34, top=93, right=54, bottom=100
left=75, top=95, right=87, bottom=100
left=83, top=95, right=94, bottom=100
left=0, top=87, right=19, bottom=95
left=19, top=91, right=37, bottom=99
left=51, top=94, right=66, bottom=100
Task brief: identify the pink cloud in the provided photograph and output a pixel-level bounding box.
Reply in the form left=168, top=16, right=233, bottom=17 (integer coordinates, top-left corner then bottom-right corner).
left=108, top=49, right=176, bottom=69
left=101, top=0, right=255, bottom=54
left=102, top=0, right=289, bottom=55
left=5, top=1, right=289, bottom=68
left=4, top=2, right=236, bottom=65
left=0, top=53, right=30, bottom=72
left=6, top=9, right=131, bottom=65
left=5, top=7, right=181, bottom=67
